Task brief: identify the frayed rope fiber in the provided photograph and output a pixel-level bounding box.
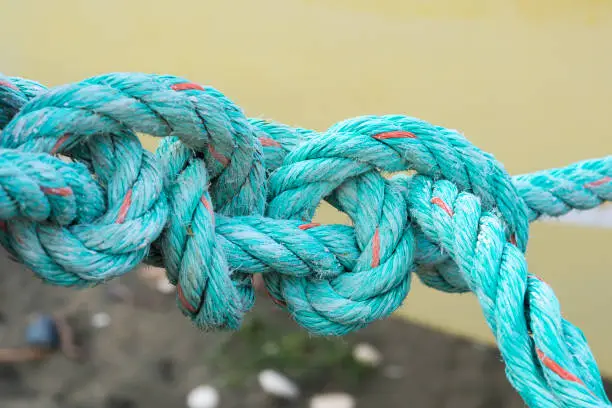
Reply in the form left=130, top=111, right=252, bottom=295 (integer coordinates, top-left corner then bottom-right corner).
left=1, top=72, right=611, bottom=407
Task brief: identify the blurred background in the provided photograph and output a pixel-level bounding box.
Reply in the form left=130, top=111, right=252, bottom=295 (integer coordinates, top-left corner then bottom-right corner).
left=1, top=0, right=611, bottom=407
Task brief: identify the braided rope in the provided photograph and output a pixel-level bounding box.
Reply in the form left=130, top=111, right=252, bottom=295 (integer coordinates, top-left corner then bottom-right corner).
left=0, top=72, right=610, bottom=407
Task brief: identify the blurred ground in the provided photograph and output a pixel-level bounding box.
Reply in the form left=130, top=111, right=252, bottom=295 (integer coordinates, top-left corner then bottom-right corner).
left=0, top=252, right=609, bottom=408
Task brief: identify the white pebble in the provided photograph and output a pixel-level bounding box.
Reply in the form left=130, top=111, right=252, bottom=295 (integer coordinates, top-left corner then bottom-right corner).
left=155, top=277, right=176, bottom=294
left=310, top=393, right=356, bottom=408
left=186, top=385, right=219, bottom=408
left=258, top=369, right=300, bottom=399
left=91, top=312, right=111, bottom=329
left=352, top=342, right=382, bottom=367
left=138, top=265, right=166, bottom=281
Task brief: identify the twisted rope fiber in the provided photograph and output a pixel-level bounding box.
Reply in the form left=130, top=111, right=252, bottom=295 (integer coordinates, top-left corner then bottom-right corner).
left=0, top=73, right=611, bottom=407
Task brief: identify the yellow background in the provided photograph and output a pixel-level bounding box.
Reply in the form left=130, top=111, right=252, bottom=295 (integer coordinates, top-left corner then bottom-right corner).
left=2, top=0, right=611, bottom=374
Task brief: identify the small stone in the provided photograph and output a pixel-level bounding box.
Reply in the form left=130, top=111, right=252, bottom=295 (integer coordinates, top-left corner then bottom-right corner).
left=382, top=364, right=404, bottom=379
left=137, top=266, right=167, bottom=286
left=258, top=369, right=300, bottom=399
left=310, top=393, right=356, bottom=408
left=186, top=385, right=220, bottom=408
left=91, top=312, right=111, bottom=329
left=155, top=277, right=176, bottom=294
left=138, top=265, right=166, bottom=279
left=352, top=342, right=382, bottom=367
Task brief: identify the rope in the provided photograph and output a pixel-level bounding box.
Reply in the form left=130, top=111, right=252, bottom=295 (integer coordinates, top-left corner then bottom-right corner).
left=0, top=72, right=610, bottom=407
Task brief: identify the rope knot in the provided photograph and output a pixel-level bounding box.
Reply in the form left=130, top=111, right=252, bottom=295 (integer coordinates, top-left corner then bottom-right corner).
left=1, top=72, right=611, bottom=407
left=0, top=73, right=267, bottom=328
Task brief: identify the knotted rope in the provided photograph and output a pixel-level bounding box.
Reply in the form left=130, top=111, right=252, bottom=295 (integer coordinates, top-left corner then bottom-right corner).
left=1, top=72, right=610, bottom=407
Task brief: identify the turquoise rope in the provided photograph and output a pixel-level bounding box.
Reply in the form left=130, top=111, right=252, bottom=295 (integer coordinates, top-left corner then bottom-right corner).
left=0, top=72, right=611, bottom=407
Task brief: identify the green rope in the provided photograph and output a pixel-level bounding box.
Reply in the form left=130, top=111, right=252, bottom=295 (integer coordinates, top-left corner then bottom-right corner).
left=0, top=72, right=610, bottom=407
